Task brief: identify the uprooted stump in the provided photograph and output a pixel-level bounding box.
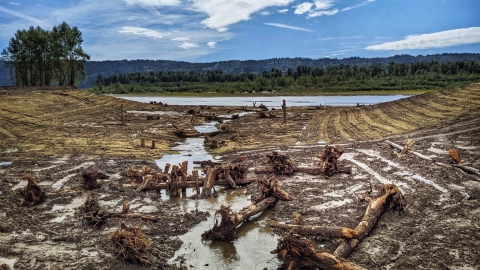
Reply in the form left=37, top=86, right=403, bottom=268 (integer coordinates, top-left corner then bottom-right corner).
left=253, top=175, right=291, bottom=203
left=318, top=145, right=344, bottom=177
left=79, top=193, right=109, bottom=227
left=82, top=171, right=109, bottom=190
left=202, top=176, right=290, bottom=240
left=274, top=234, right=367, bottom=270
left=109, top=224, right=150, bottom=264
left=264, top=151, right=297, bottom=175
left=20, top=174, right=46, bottom=206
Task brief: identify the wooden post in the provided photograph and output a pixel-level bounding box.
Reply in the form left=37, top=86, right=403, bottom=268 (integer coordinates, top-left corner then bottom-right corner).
left=181, top=161, right=188, bottom=192
left=151, top=140, right=155, bottom=149
left=193, top=170, right=200, bottom=194
left=121, top=104, right=124, bottom=124
left=282, top=99, right=286, bottom=123
left=164, top=163, right=171, bottom=174
left=140, top=138, right=145, bottom=148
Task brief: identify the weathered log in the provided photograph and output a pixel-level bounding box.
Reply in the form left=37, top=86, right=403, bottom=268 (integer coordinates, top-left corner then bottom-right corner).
left=295, top=166, right=323, bottom=175
left=202, top=197, right=278, bottom=241
left=274, top=234, right=367, bottom=270
left=255, top=165, right=350, bottom=176
left=123, top=177, right=256, bottom=190
left=270, top=223, right=357, bottom=239
left=386, top=140, right=432, bottom=161
left=224, top=169, right=237, bottom=189
left=201, top=166, right=216, bottom=197
left=136, top=175, right=154, bottom=192
left=334, top=184, right=405, bottom=258
left=193, top=170, right=200, bottom=194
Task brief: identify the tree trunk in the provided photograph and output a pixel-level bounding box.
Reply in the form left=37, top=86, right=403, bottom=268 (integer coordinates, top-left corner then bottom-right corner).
left=200, top=166, right=216, bottom=197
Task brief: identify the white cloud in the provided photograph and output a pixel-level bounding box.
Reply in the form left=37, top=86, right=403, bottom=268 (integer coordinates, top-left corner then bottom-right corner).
left=320, top=35, right=363, bottom=40
left=259, top=11, right=271, bottom=15
left=294, top=3, right=313, bottom=14
left=0, top=6, right=51, bottom=28
left=278, top=9, right=288, bottom=13
left=307, top=9, right=338, bottom=17
left=207, top=41, right=217, bottom=48
left=9, top=2, right=19, bottom=5
left=264, top=22, right=314, bottom=32
left=192, top=0, right=294, bottom=31
left=178, top=42, right=198, bottom=49
left=172, top=36, right=190, bottom=41
left=119, top=26, right=169, bottom=39
left=124, top=0, right=180, bottom=6
left=366, top=27, right=480, bottom=51
left=313, top=0, right=335, bottom=10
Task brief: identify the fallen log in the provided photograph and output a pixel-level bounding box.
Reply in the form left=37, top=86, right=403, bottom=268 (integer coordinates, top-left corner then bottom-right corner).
left=386, top=140, right=432, bottom=161
left=255, top=165, right=351, bottom=176
left=334, top=184, right=405, bottom=258
left=202, top=176, right=290, bottom=240
left=202, top=197, right=278, bottom=241
left=193, top=160, right=221, bottom=167
left=270, top=223, right=357, bottom=240
left=274, top=234, right=367, bottom=270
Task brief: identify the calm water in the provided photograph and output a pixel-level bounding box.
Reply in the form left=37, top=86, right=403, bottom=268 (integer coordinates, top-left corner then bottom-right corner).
left=112, top=94, right=409, bottom=107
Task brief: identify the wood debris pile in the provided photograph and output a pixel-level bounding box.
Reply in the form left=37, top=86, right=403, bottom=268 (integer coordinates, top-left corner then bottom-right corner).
left=317, top=145, right=344, bottom=177
left=265, top=151, right=297, bottom=175
left=109, top=224, right=151, bottom=264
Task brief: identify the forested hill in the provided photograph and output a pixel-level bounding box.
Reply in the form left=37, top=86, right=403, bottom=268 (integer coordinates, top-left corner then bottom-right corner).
left=1, top=53, right=480, bottom=88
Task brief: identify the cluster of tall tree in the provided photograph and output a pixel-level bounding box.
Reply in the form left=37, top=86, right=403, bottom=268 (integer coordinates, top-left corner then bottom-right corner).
left=93, top=60, right=480, bottom=94
left=1, top=22, right=90, bottom=86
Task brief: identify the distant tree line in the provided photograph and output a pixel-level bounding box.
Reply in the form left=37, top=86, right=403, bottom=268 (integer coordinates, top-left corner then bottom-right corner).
left=92, top=60, right=480, bottom=94
left=1, top=22, right=90, bottom=86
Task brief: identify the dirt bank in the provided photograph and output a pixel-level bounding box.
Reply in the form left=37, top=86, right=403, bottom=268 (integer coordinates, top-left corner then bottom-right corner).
left=0, top=84, right=479, bottom=269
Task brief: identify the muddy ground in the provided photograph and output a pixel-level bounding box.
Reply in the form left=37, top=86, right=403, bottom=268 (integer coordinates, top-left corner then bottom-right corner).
left=0, top=84, right=479, bottom=269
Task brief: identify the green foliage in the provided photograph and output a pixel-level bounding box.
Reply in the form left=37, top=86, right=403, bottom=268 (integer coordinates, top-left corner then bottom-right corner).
left=1, top=22, right=90, bottom=86
left=92, top=60, right=480, bottom=94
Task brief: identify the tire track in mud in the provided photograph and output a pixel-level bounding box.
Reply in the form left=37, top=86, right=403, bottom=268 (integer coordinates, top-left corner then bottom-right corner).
left=307, top=83, right=480, bottom=144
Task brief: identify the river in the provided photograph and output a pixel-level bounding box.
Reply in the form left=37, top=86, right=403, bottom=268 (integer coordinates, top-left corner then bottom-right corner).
left=112, top=94, right=410, bottom=107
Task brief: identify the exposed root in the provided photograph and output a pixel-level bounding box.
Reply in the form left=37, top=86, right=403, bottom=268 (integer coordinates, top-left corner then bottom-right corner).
left=317, top=145, right=344, bottom=177
left=20, top=174, right=46, bottom=206
left=265, top=151, right=297, bottom=175
left=201, top=205, right=237, bottom=241
left=109, top=224, right=150, bottom=264
left=79, top=193, right=108, bottom=227
left=253, top=175, right=291, bottom=203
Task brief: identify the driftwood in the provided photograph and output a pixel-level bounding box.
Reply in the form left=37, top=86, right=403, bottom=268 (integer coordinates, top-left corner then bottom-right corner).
left=109, top=224, right=150, bottom=264
left=386, top=140, right=480, bottom=178
left=255, top=165, right=351, bottom=176
left=334, top=184, right=405, bottom=258
left=265, top=151, right=297, bottom=175
left=274, top=234, right=367, bottom=270
left=202, top=176, right=290, bottom=240
left=20, top=174, right=46, bottom=206
left=270, top=223, right=357, bottom=240
left=200, top=166, right=217, bottom=197
left=193, top=160, right=221, bottom=167
left=274, top=184, right=404, bottom=269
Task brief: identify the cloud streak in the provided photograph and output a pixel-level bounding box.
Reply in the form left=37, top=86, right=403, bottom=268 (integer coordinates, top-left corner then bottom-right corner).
left=264, top=22, right=314, bottom=32
left=119, top=26, right=169, bottom=39
left=366, top=27, right=480, bottom=51
left=0, top=5, right=51, bottom=28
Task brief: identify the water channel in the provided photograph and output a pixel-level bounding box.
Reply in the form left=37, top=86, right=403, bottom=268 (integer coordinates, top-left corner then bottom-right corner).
left=118, top=94, right=409, bottom=269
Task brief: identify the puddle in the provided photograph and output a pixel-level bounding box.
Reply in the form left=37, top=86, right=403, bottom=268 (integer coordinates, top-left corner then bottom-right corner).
left=309, top=198, right=353, bottom=211
left=0, top=257, right=17, bottom=269
left=51, top=174, right=76, bottom=190
left=11, top=180, right=28, bottom=191
left=50, top=196, right=86, bottom=223
left=455, top=145, right=478, bottom=150
left=3, top=148, right=18, bottom=153
left=0, top=161, right=12, bottom=166
left=169, top=187, right=280, bottom=269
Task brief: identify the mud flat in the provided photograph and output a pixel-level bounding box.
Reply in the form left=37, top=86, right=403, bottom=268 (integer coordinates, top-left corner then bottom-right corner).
left=0, top=84, right=479, bottom=269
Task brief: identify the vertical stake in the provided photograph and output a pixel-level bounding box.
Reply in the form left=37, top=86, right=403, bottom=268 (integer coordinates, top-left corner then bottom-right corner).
left=140, top=138, right=145, bottom=148
left=283, top=99, right=286, bottom=123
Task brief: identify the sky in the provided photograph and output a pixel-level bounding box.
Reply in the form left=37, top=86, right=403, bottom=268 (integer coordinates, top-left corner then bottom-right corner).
left=0, top=0, right=479, bottom=62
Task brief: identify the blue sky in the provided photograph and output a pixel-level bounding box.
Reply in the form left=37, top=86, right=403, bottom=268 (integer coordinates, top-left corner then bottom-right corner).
left=1, top=0, right=479, bottom=62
